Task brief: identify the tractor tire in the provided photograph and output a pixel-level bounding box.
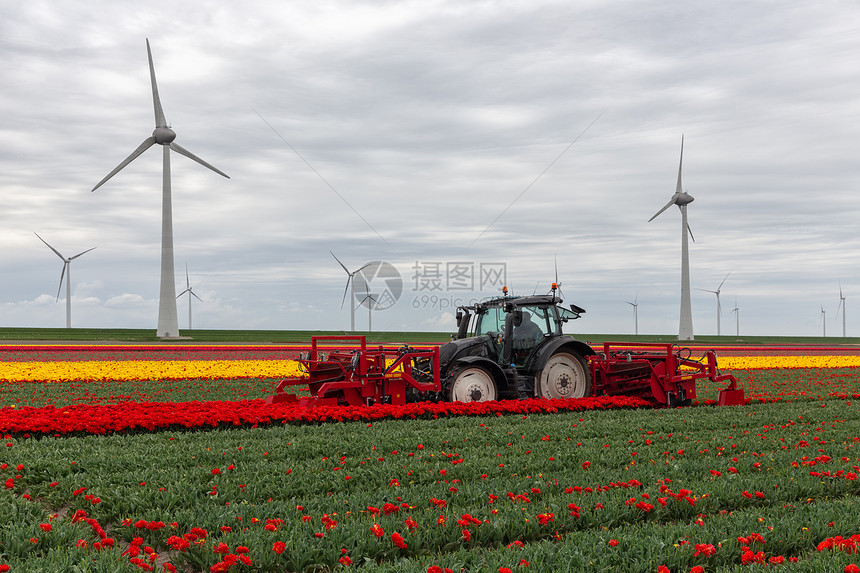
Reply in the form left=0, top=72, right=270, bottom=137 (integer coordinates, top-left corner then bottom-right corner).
left=537, top=351, right=591, bottom=400
left=446, top=365, right=498, bottom=403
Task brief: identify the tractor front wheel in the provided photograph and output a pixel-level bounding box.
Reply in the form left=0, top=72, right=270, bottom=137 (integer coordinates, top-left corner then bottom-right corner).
left=537, top=352, right=591, bottom=399
left=447, top=365, right=498, bottom=403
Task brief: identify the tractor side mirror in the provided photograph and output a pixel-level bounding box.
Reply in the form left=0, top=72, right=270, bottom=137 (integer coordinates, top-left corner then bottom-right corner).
left=455, top=310, right=463, bottom=326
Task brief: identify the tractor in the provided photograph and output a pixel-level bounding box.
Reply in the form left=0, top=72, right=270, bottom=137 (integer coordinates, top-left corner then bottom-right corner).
left=440, top=285, right=593, bottom=402
left=265, top=285, right=745, bottom=408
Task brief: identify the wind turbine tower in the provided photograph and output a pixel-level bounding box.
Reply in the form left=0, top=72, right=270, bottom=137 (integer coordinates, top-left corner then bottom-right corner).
left=626, top=294, right=639, bottom=335
left=92, top=39, right=229, bottom=338
left=820, top=306, right=826, bottom=337
left=331, top=251, right=370, bottom=331
left=697, top=272, right=730, bottom=335
left=176, top=264, right=203, bottom=330
left=361, top=292, right=378, bottom=332
left=649, top=135, right=695, bottom=341
left=731, top=298, right=739, bottom=337
left=35, top=233, right=96, bottom=328
left=837, top=286, right=847, bottom=337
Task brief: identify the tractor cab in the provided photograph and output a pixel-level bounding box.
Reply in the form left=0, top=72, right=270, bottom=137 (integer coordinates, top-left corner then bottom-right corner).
left=470, top=297, right=579, bottom=368
left=444, top=289, right=592, bottom=401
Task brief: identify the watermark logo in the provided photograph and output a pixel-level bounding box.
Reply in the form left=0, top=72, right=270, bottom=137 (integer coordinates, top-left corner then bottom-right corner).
left=351, top=260, right=507, bottom=312
left=410, top=261, right=507, bottom=311
left=355, top=261, right=404, bottom=311
left=412, top=261, right=506, bottom=292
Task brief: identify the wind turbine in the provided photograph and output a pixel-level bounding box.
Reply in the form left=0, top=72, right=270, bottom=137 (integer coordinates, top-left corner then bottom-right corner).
left=820, top=306, right=826, bottom=337
left=649, top=135, right=695, bottom=341
left=91, top=39, right=229, bottom=338
left=731, top=298, right=739, bottom=337
left=837, top=285, right=847, bottom=337
left=697, top=272, right=730, bottom=335
left=176, top=264, right=203, bottom=330
left=626, top=293, right=639, bottom=335
left=34, top=232, right=96, bottom=328
left=331, top=251, right=370, bottom=331
left=360, top=292, right=378, bottom=332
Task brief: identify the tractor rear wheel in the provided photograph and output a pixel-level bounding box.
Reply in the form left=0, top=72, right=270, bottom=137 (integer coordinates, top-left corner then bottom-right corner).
left=447, top=365, right=498, bottom=403
left=537, top=351, right=590, bottom=399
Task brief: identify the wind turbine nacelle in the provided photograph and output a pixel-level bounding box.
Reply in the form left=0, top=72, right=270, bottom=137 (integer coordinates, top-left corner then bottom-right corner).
left=675, top=192, right=694, bottom=206
left=153, top=126, right=177, bottom=144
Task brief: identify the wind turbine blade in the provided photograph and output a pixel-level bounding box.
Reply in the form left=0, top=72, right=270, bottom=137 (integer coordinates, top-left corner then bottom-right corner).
left=176, top=289, right=190, bottom=298
left=696, top=288, right=717, bottom=294
left=687, top=222, right=695, bottom=243
left=92, top=137, right=157, bottom=191
left=718, top=272, right=730, bottom=291
left=191, top=291, right=204, bottom=302
left=146, top=38, right=167, bottom=128
left=69, top=247, right=96, bottom=261
left=34, top=233, right=65, bottom=260
left=168, top=142, right=230, bottom=179
left=56, top=264, right=66, bottom=301
left=648, top=199, right=676, bottom=222
left=330, top=251, right=350, bottom=274
left=340, top=276, right=351, bottom=309
left=186, top=264, right=190, bottom=289
left=675, top=134, right=685, bottom=194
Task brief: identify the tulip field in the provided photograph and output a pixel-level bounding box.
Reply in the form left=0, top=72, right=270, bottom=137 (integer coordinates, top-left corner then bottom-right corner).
left=2, top=344, right=860, bottom=572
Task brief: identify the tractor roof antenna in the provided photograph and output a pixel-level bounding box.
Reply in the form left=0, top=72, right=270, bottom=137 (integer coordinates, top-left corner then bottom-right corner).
left=550, top=253, right=566, bottom=302
left=35, top=232, right=96, bottom=329
left=649, top=134, right=695, bottom=341
left=92, top=39, right=229, bottom=338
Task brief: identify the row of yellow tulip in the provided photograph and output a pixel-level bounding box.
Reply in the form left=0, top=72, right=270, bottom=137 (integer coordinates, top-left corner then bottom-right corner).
left=0, top=360, right=306, bottom=383
left=2, top=354, right=859, bottom=383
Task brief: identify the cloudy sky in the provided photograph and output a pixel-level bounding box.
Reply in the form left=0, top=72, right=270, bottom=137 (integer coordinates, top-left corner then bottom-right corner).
left=1, top=0, right=858, bottom=337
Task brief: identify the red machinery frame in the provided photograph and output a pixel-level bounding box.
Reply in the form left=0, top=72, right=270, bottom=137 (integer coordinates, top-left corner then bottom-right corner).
left=588, top=342, right=744, bottom=406
left=266, top=337, right=744, bottom=408
left=266, top=336, right=441, bottom=408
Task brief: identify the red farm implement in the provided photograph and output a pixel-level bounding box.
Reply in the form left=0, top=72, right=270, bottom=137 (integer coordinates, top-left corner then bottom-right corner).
left=589, top=342, right=745, bottom=407
left=266, top=336, right=441, bottom=408
left=266, top=335, right=744, bottom=408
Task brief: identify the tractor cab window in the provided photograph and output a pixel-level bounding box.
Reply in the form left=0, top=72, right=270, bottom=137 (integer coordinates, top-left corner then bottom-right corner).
left=512, top=307, right=551, bottom=352
left=477, top=307, right=505, bottom=337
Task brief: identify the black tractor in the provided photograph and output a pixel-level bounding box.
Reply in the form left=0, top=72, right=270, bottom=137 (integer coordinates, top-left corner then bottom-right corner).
left=435, top=288, right=594, bottom=402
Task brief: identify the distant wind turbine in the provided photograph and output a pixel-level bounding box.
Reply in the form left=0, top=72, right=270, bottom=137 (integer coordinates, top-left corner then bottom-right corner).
left=820, top=306, right=826, bottom=337
left=731, top=298, right=739, bottom=337
left=360, top=292, right=378, bottom=333
left=837, top=285, right=847, bottom=338
left=649, top=135, right=695, bottom=341
left=331, top=251, right=370, bottom=331
left=697, top=272, right=730, bottom=335
left=34, top=232, right=95, bottom=329
left=176, top=264, right=203, bottom=330
left=91, top=39, right=229, bottom=338
left=626, top=294, right=639, bottom=335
